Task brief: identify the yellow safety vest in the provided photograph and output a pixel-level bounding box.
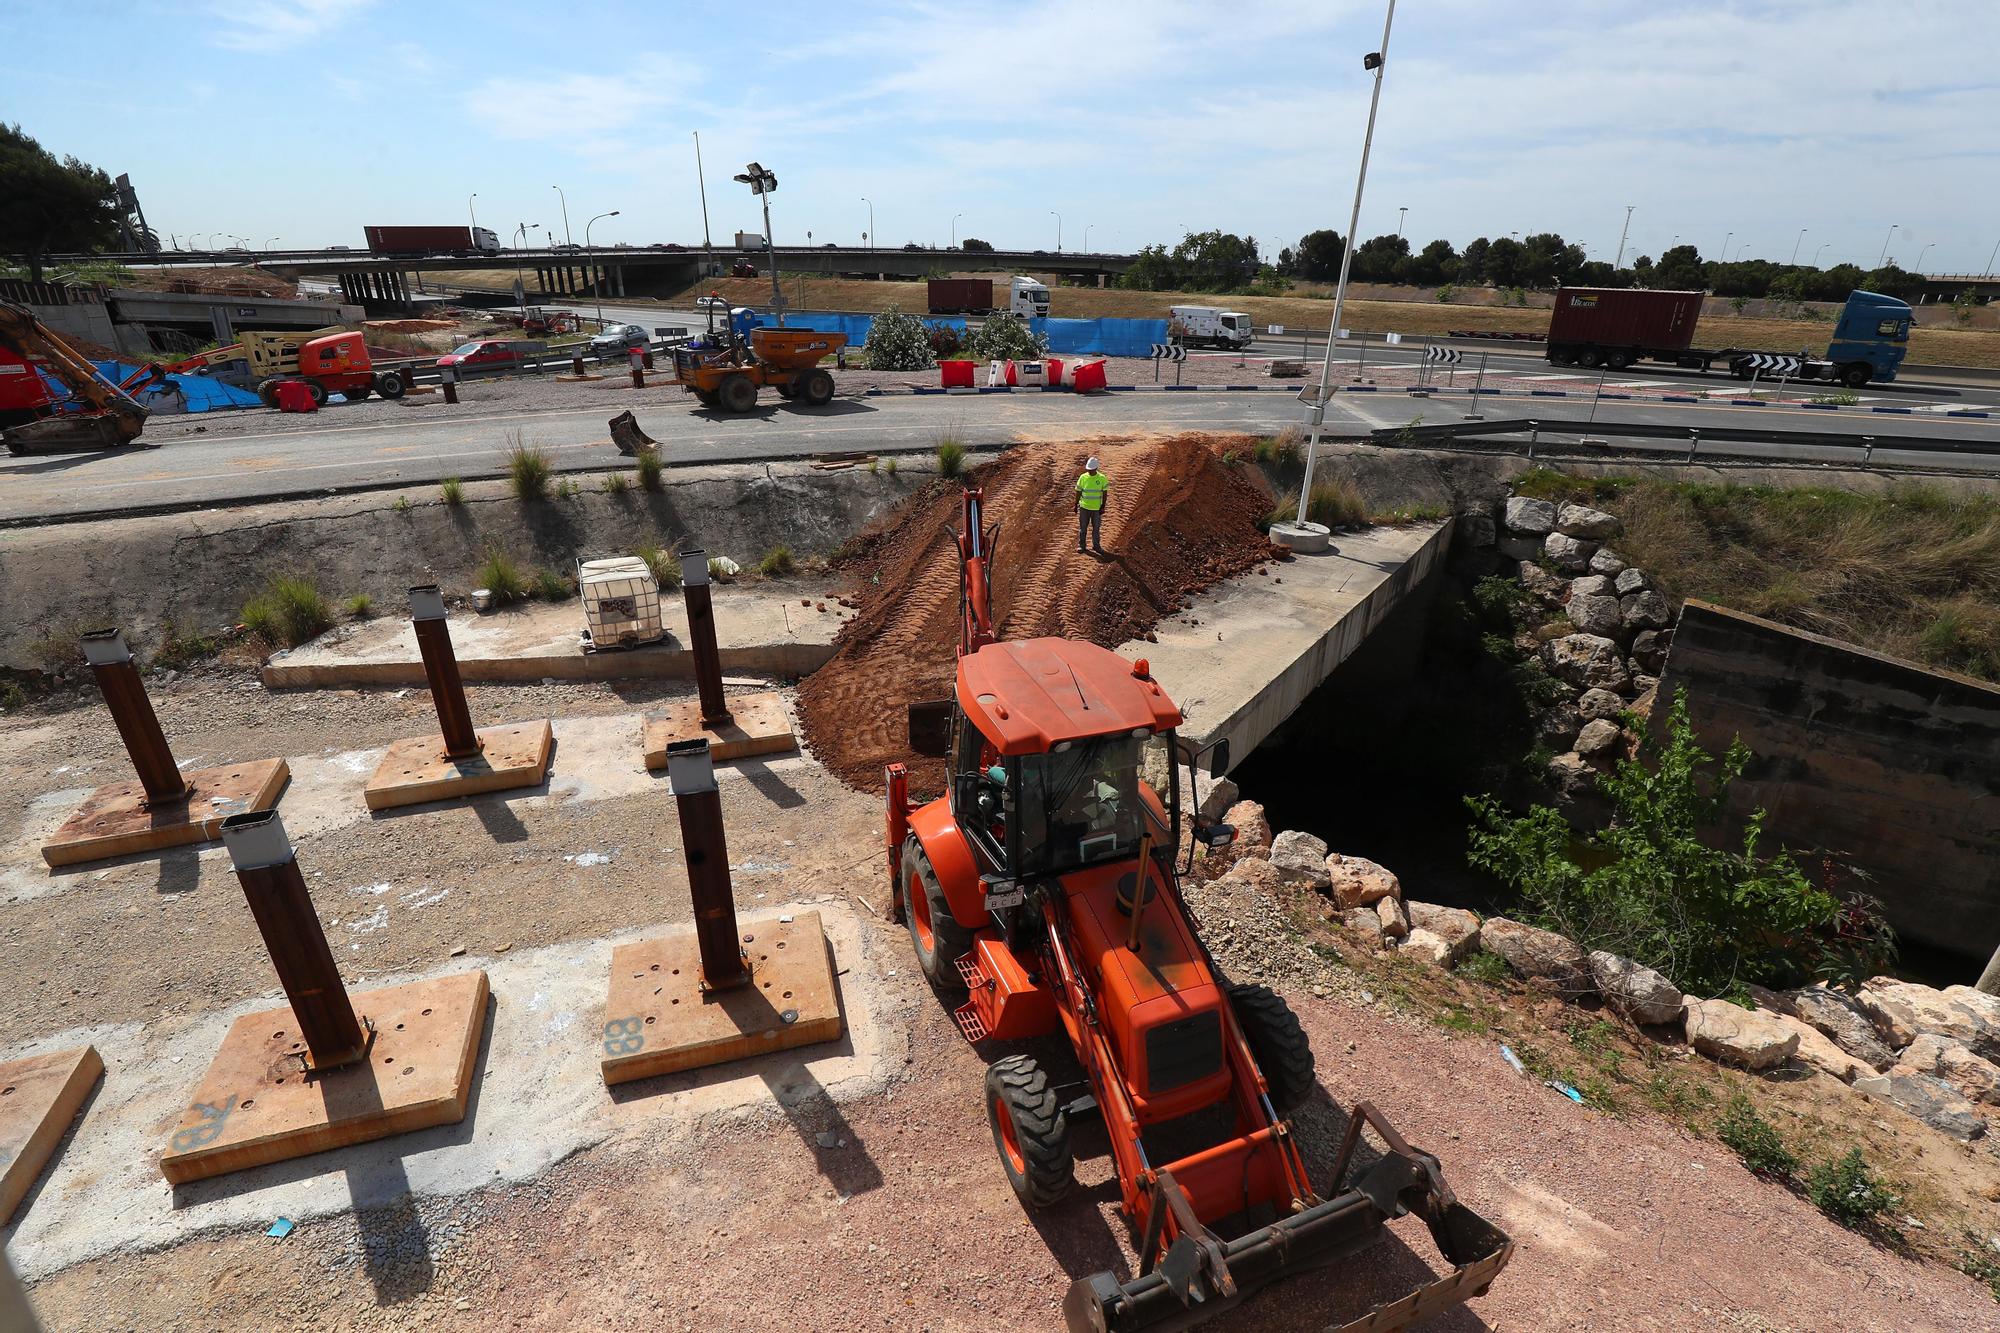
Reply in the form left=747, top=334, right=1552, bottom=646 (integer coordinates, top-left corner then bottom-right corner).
left=1076, top=470, right=1109, bottom=511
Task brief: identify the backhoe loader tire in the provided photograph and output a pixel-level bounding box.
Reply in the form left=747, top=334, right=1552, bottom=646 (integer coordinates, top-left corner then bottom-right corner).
left=1228, top=982, right=1316, bottom=1115
left=718, top=373, right=758, bottom=412
left=257, top=377, right=282, bottom=409
left=695, top=389, right=719, bottom=408
left=902, top=838, right=972, bottom=991
left=798, top=368, right=836, bottom=406
left=986, top=1055, right=1074, bottom=1208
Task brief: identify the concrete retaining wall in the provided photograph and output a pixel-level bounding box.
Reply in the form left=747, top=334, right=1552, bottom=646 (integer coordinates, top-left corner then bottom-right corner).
left=1658, top=600, right=2000, bottom=963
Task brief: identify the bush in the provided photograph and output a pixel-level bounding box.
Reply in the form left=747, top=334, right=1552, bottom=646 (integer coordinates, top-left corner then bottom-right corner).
left=927, top=323, right=969, bottom=359
left=633, top=543, right=681, bottom=589
left=1267, top=476, right=1366, bottom=529
left=602, top=471, right=631, bottom=496
left=506, top=436, right=553, bottom=501
left=151, top=620, right=221, bottom=672
left=241, top=574, right=332, bottom=648
left=1716, top=1095, right=1798, bottom=1178
left=343, top=593, right=374, bottom=619
left=936, top=438, right=967, bottom=478
left=477, top=548, right=528, bottom=605
left=1435, top=284, right=1457, bottom=304
left=1453, top=950, right=1510, bottom=985
left=636, top=450, right=664, bottom=492
left=1466, top=689, right=1878, bottom=994
left=532, top=568, right=572, bottom=601
left=862, top=306, right=937, bottom=371
left=1254, top=424, right=1307, bottom=469
left=1807, top=1149, right=1897, bottom=1229
left=758, top=544, right=795, bottom=577
left=964, top=315, right=1050, bottom=363
left=440, top=477, right=465, bottom=505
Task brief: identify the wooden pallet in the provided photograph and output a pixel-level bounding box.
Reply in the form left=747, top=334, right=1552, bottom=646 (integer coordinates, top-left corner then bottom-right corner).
left=160, top=971, right=489, bottom=1185
left=363, top=720, right=552, bottom=811
left=0, top=1046, right=103, bottom=1225
left=641, top=691, right=794, bottom=768
left=41, top=758, right=290, bottom=868
left=599, top=912, right=842, bottom=1085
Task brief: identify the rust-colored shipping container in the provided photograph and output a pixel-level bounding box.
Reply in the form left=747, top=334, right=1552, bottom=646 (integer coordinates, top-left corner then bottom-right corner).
left=927, top=278, right=996, bottom=314
left=1547, top=287, right=1704, bottom=354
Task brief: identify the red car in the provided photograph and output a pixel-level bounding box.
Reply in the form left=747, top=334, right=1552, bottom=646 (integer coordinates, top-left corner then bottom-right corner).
left=435, top=339, right=529, bottom=371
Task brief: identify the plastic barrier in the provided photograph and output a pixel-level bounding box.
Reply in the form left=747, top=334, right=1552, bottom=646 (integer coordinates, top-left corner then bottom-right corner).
left=940, top=360, right=975, bottom=388
left=1069, top=360, right=1107, bottom=393
left=274, top=380, right=317, bottom=413
left=1006, top=360, right=1046, bottom=387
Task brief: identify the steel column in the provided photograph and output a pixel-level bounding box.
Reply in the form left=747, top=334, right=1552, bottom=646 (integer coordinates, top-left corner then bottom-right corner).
left=678, top=550, right=731, bottom=726
left=81, top=629, right=189, bottom=805
left=409, top=585, right=480, bottom=756
left=666, top=740, right=749, bottom=990
left=221, top=810, right=369, bottom=1070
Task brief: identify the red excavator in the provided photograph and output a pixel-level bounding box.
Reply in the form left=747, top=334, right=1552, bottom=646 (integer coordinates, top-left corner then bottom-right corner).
left=0, top=298, right=151, bottom=455
left=885, top=487, right=1511, bottom=1332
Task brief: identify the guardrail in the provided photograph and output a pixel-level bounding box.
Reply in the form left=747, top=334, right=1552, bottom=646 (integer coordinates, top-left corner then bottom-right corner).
left=1372, top=416, right=2000, bottom=465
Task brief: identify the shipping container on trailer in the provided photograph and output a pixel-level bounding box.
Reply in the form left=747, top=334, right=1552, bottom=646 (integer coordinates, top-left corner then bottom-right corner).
left=363, top=225, right=501, bottom=256
left=927, top=278, right=996, bottom=314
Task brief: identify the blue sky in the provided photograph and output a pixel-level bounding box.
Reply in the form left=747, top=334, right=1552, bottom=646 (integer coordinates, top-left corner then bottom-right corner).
left=5, top=0, right=1997, bottom=270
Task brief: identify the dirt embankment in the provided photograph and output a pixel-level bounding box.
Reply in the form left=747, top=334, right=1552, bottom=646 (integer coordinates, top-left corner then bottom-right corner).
left=796, top=435, right=1281, bottom=792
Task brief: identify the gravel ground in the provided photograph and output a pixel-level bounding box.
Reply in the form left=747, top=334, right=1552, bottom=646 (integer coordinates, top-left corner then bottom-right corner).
left=8, top=668, right=1999, bottom=1331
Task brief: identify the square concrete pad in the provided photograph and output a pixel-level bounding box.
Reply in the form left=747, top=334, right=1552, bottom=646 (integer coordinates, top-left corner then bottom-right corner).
left=363, top=720, right=552, bottom=811
left=160, top=971, right=489, bottom=1185
left=642, top=691, right=795, bottom=768
left=41, top=758, right=290, bottom=868
left=600, top=911, right=842, bottom=1085
left=0, top=1045, right=103, bottom=1225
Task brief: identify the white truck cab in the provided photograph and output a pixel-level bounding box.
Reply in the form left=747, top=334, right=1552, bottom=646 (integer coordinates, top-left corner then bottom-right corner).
left=1169, top=305, right=1254, bottom=348
left=1009, top=276, right=1051, bottom=319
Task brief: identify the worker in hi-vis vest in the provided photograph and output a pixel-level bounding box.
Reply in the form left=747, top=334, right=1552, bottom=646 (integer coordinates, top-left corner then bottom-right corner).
left=1074, top=456, right=1109, bottom=554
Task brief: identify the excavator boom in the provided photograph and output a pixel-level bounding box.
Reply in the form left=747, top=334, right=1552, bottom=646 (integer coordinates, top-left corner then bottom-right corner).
left=0, top=298, right=150, bottom=455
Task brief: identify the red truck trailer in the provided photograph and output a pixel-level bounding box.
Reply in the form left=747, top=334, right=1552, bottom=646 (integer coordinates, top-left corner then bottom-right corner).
left=927, top=278, right=996, bottom=315
left=363, top=225, right=501, bottom=256
left=1546, top=286, right=1910, bottom=387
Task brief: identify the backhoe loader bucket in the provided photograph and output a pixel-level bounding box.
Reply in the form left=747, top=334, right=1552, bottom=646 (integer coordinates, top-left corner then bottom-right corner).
left=608, top=410, right=660, bottom=456
left=1062, top=1103, right=1512, bottom=1333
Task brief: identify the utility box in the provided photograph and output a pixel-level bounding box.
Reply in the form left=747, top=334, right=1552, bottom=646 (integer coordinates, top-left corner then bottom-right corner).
left=579, top=556, right=664, bottom=650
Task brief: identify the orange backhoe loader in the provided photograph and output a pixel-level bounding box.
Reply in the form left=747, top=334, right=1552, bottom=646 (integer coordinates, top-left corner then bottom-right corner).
left=0, top=298, right=151, bottom=455
left=885, top=488, right=1511, bottom=1332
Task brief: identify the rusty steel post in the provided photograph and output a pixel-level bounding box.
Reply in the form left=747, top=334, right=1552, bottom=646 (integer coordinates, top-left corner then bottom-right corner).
left=440, top=364, right=459, bottom=404
left=642, top=349, right=655, bottom=370
left=678, top=549, right=731, bottom=727
left=221, top=810, right=369, bottom=1070
left=571, top=352, right=586, bottom=377
left=81, top=628, right=190, bottom=806
left=666, top=739, right=749, bottom=990
left=409, top=586, right=482, bottom=758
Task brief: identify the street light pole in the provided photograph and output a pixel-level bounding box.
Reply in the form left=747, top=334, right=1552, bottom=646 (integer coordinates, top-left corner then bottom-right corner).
left=1878, top=224, right=1897, bottom=269
left=1613, top=205, right=1634, bottom=268
left=735, top=164, right=784, bottom=325
left=1814, top=242, right=1830, bottom=267
left=862, top=197, right=873, bottom=252
left=690, top=135, right=714, bottom=277
left=1397, top=206, right=1407, bottom=239
left=551, top=185, right=572, bottom=248
left=1790, top=228, right=1807, bottom=266
left=1278, top=0, right=1395, bottom=554
left=468, top=193, right=479, bottom=237
left=586, top=209, right=619, bottom=325
left=1916, top=242, right=1934, bottom=272
left=952, top=213, right=963, bottom=248
left=1721, top=230, right=1731, bottom=263
left=1987, top=237, right=2000, bottom=278
left=1084, top=223, right=1093, bottom=251
left=1051, top=210, right=1062, bottom=252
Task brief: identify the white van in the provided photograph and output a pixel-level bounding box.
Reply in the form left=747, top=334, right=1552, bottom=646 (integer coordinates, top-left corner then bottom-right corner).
left=1009, top=276, right=1051, bottom=319
left=1169, top=305, right=1254, bottom=348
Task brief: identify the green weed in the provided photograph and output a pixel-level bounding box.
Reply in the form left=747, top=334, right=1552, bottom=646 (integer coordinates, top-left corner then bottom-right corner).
left=477, top=548, right=528, bottom=605
left=241, top=574, right=332, bottom=648
left=758, top=544, right=796, bottom=577
left=440, top=477, right=465, bottom=505
left=1716, top=1094, right=1799, bottom=1178
left=343, top=593, right=374, bottom=619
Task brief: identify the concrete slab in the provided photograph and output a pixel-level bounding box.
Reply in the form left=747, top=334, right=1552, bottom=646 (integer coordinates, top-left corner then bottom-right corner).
left=1127, top=521, right=1451, bottom=764
left=263, top=587, right=849, bottom=689
left=1, top=900, right=909, bottom=1282
left=39, top=758, right=290, bottom=868
left=601, top=911, right=843, bottom=1084
left=0, top=1045, right=102, bottom=1225
left=158, top=971, right=489, bottom=1185
left=642, top=690, right=796, bottom=767
left=362, top=720, right=554, bottom=811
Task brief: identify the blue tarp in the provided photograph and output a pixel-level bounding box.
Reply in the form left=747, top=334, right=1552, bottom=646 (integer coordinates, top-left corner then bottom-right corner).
left=68, top=359, right=263, bottom=413
left=1030, top=317, right=1169, bottom=357
left=769, top=312, right=966, bottom=345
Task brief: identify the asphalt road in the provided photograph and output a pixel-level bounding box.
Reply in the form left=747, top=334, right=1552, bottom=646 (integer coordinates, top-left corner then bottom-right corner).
left=6, top=377, right=1997, bottom=525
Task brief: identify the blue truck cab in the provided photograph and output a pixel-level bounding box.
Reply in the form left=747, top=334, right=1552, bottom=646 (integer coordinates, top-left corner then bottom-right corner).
left=1828, top=290, right=1912, bottom=386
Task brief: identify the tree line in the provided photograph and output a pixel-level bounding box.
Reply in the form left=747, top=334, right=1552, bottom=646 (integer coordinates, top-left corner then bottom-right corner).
left=1117, top=226, right=1929, bottom=304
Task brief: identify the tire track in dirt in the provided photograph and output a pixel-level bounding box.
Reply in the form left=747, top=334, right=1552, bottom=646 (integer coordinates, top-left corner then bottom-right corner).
left=796, top=434, right=1281, bottom=793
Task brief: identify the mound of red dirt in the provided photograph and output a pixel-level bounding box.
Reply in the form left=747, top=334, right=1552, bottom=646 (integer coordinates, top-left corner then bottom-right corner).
left=796, top=435, right=1280, bottom=793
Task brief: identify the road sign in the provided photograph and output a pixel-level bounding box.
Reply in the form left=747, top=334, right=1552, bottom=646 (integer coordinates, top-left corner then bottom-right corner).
left=1385, top=332, right=1403, bottom=345
left=1739, top=352, right=1803, bottom=375
left=1425, top=346, right=1464, bottom=364
left=1267, top=324, right=1284, bottom=335
left=1148, top=344, right=1187, bottom=362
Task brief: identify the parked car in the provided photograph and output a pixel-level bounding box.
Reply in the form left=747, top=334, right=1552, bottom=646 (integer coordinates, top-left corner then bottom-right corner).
left=436, top=339, right=528, bottom=370
left=694, top=295, right=729, bottom=311
left=589, top=324, right=650, bottom=356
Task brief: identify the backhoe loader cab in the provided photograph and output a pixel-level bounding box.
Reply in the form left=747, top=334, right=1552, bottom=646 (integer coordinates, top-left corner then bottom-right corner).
left=884, top=486, right=1511, bottom=1332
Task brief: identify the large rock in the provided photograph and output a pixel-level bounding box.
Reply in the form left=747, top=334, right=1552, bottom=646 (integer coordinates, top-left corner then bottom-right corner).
left=1497, top=535, right=1543, bottom=563
left=1574, top=718, right=1623, bottom=757
left=1622, top=589, right=1672, bottom=631
left=1340, top=906, right=1386, bottom=946
left=1405, top=902, right=1481, bottom=965
left=1771, top=1012, right=1873, bottom=1082
left=1503, top=496, right=1557, bottom=536
left=1567, top=593, right=1625, bottom=638
left=1587, top=951, right=1683, bottom=1024
left=1613, top=568, right=1652, bottom=596
left=1400, top=927, right=1465, bottom=966
left=1630, top=628, right=1670, bottom=674
left=1895, top=1033, right=2000, bottom=1106
left=1575, top=687, right=1625, bottom=722
left=1268, top=830, right=1333, bottom=889
left=1857, top=977, right=2000, bottom=1057
left=1375, top=894, right=1410, bottom=940
left=1517, top=560, right=1568, bottom=603
left=1538, top=704, right=1584, bottom=750
left=1541, top=633, right=1630, bottom=692
left=1198, top=775, right=1241, bottom=822
left=1556, top=502, right=1622, bottom=540
left=1458, top=512, right=1497, bottom=548
left=1852, top=1071, right=1989, bottom=1142
left=1222, top=800, right=1272, bottom=859
left=1544, top=531, right=1598, bottom=572
left=1480, top=917, right=1590, bottom=992
left=1682, top=997, right=1799, bottom=1070
left=1216, top=855, right=1286, bottom=897
left=1784, top=987, right=1897, bottom=1072
left=1326, top=853, right=1400, bottom=909
left=1545, top=751, right=1596, bottom=797
left=1587, top=547, right=1627, bottom=577
left=1566, top=574, right=1614, bottom=600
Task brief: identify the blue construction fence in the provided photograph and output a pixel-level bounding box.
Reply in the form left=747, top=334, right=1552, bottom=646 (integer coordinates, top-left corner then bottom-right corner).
left=747, top=312, right=1169, bottom=359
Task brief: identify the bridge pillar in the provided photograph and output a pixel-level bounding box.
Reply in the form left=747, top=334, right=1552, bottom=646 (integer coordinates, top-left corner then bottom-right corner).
left=1097, top=273, right=1106, bottom=288
left=615, top=266, right=626, bottom=297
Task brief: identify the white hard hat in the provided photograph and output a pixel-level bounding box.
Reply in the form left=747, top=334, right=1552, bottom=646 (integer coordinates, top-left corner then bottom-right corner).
left=1085, top=456, right=1101, bottom=470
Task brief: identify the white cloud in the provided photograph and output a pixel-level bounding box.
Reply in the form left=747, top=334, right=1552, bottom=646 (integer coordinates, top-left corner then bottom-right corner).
left=208, top=0, right=376, bottom=51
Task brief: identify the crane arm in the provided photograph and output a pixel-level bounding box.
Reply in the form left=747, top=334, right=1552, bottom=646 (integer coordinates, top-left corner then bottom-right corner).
left=0, top=299, right=149, bottom=442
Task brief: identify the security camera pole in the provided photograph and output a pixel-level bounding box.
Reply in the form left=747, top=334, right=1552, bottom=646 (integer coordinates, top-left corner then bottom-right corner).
left=1271, top=0, right=1396, bottom=555
left=732, top=162, right=786, bottom=326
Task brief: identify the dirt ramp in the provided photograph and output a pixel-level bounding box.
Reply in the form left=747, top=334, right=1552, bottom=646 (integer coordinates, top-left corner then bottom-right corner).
left=797, top=435, right=1279, bottom=792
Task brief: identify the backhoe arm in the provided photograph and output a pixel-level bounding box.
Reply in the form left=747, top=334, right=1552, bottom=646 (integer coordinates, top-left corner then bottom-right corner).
left=0, top=298, right=149, bottom=450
